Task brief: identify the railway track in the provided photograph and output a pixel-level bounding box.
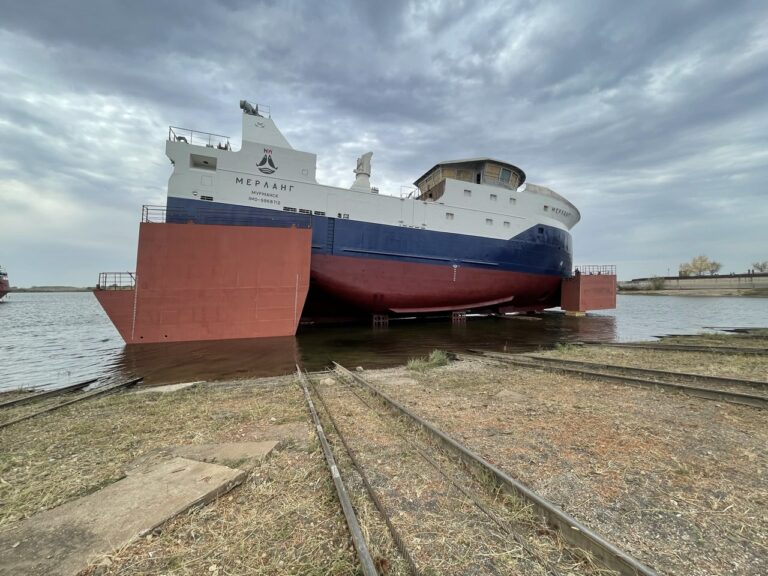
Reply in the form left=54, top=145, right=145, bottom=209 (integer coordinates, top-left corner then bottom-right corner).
left=583, top=342, right=768, bottom=355
left=0, top=378, right=97, bottom=409
left=470, top=350, right=768, bottom=409
left=0, top=377, right=143, bottom=430
left=298, top=363, right=659, bottom=576
left=522, top=354, right=768, bottom=392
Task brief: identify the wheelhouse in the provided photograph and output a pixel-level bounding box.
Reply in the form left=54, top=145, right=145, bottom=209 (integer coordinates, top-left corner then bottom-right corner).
left=414, top=158, right=526, bottom=201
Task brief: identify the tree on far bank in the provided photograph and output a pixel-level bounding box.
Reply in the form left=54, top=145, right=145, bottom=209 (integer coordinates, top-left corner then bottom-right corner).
left=679, top=255, right=722, bottom=276
left=753, top=261, right=768, bottom=273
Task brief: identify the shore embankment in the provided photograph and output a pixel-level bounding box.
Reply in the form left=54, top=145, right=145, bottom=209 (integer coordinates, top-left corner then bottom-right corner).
left=0, top=331, right=766, bottom=575
left=619, top=272, right=768, bottom=297
left=619, top=287, right=768, bottom=296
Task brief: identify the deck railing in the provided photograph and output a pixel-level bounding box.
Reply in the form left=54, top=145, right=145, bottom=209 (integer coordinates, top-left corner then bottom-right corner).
left=141, top=204, right=312, bottom=229
left=97, top=272, right=136, bottom=290
left=168, top=126, right=231, bottom=149
left=572, top=265, right=616, bottom=277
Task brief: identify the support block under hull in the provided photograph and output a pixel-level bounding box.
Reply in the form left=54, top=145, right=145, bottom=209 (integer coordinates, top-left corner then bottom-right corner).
left=95, top=223, right=311, bottom=344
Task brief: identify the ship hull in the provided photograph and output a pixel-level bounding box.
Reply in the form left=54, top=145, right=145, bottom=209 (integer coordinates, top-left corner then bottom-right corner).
left=311, top=254, right=562, bottom=313
left=165, top=197, right=571, bottom=314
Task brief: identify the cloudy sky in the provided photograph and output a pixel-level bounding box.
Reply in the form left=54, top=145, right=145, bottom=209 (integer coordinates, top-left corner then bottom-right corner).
left=1, top=0, right=766, bottom=285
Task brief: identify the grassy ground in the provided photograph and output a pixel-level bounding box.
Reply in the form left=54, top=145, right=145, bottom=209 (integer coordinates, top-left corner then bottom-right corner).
left=541, top=344, right=768, bottom=382
left=364, top=350, right=768, bottom=576
left=0, top=377, right=358, bottom=575
left=1, top=333, right=765, bottom=575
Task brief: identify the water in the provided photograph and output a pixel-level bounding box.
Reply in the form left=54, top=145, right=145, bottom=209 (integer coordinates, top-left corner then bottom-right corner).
left=1, top=292, right=766, bottom=392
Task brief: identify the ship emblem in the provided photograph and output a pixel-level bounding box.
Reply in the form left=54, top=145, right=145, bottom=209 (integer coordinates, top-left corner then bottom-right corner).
left=257, top=148, right=277, bottom=174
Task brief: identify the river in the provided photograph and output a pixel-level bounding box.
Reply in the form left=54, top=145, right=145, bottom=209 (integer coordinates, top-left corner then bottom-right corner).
left=0, top=292, right=766, bottom=391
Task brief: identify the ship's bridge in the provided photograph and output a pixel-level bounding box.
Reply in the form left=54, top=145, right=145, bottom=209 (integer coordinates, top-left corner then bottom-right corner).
left=413, top=158, right=526, bottom=201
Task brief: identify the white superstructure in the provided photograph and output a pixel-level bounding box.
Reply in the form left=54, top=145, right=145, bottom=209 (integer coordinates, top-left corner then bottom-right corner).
left=165, top=101, right=580, bottom=240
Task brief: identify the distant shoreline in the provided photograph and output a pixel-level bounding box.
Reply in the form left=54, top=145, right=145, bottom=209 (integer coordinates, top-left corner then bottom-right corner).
left=619, top=288, right=768, bottom=297
left=9, top=287, right=94, bottom=293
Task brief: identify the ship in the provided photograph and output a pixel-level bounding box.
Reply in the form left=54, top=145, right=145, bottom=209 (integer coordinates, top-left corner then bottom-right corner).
left=0, top=266, right=9, bottom=300
left=95, top=100, right=615, bottom=343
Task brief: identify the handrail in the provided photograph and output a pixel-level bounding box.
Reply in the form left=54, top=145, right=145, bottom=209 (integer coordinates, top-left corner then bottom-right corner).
left=96, top=272, right=135, bottom=290
left=168, top=126, right=231, bottom=149
left=572, top=265, right=616, bottom=276
left=141, top=204, right=312, bottom=229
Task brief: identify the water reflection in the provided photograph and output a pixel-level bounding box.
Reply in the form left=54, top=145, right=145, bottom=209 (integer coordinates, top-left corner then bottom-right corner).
left=297, top=313, right=618, bottom=372
left=105, top=314, right=617, bottom=385
left=114, top=336, right=301, bottom=385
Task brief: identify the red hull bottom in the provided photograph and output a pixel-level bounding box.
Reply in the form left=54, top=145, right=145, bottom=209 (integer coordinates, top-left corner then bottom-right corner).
left=310, top=254, right=562, bottom=314
left=0, top=280, right=8, bottom=300
left=95, top=223, right=312, bottom=344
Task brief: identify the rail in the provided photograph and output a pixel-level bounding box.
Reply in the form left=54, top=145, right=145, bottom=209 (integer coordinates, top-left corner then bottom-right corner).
left=0, top=378, right=98, bottom=410
left=97, top=272, right=135, bottom=290
left=141, top=204, right=312, bottom=229
left=168, top=126, right=231, bottom=149
left=572, top=264, right=616, bottom=276
left=472, top=351, right=768, bottom=409
left=296, top=367, right=378, bottom=576
left=588, top=341, right=768, bottom=356
left=332, top=362, right=660, bottom=576
left=0, top=377, right=142, bottom=430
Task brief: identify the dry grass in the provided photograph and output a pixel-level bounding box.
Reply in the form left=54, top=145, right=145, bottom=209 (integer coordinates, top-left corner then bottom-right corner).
left=406, top=349, right=451, bottom=372
left=363, top=352, right=768, bottom=576
left=315, top=374, right=613, bottom=575
left=657, top=331, right=768, bottom=349
left=0, top=377, right=359, bottom=575
left=0, top=389, right=37, bottom=403
left=540, top=345, right=768, bottom=382
left=82, top=446, right=357, bottom=575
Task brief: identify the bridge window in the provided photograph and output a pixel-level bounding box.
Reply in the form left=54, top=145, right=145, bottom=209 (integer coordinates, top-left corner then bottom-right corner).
left=500, top=168, right=512, bottom=183
left=190, top=154, right=217, bottom=171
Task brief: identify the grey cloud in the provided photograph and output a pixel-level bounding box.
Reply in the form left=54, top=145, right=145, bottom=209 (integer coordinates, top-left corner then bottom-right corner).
left=1, top=0, right=767, bottom=285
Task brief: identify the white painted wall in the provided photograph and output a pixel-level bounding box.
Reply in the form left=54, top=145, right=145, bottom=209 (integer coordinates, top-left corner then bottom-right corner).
left=165, top=112, right=580, bottom=240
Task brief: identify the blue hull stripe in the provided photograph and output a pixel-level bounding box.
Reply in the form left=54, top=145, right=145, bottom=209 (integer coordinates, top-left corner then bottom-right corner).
left=166, top=197, right=572, bottom=276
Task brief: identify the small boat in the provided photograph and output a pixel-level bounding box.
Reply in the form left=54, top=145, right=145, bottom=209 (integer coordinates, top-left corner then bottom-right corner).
left=0, top=266, right=9, bottom=300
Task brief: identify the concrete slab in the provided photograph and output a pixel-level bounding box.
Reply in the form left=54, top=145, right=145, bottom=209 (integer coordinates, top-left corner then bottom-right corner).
left=0, top=457, right=245, bottom=576
left=171, top=441, right=278, bottom=467
left=124, top=441, right=278, bottom=475
left=133, top=381, right=203, bottom=394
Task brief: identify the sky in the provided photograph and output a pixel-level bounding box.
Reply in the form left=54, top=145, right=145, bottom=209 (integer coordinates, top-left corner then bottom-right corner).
left=0, top=0, right=766, bottom=285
